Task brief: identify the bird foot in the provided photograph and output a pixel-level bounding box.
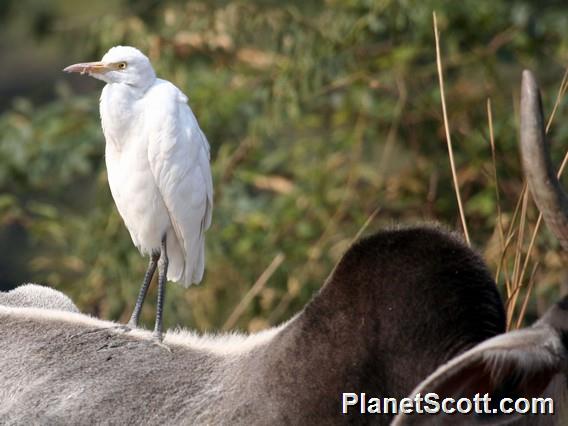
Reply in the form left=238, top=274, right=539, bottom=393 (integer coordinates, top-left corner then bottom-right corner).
left=152, top=332, right=171, bottom=352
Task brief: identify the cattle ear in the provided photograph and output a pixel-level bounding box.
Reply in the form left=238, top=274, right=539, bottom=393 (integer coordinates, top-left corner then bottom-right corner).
left=392, top=327, right=564, bottom=425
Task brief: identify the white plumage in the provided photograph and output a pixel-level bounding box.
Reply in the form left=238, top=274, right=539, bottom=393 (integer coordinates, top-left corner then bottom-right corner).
left=64, top=46, right=213, bottom=339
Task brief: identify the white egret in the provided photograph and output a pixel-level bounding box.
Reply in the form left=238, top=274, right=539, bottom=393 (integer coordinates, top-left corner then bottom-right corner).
left=64, top=46, right=213, bottom=341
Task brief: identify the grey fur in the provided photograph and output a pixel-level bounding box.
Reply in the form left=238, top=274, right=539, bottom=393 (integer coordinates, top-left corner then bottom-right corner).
left=0, top=284, right=79, bottom=313
left=0, top=226, right=506, bottom=425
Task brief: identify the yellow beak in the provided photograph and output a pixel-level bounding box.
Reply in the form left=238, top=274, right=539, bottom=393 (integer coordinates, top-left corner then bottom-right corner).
left=63, top=61, right=112, bottom=75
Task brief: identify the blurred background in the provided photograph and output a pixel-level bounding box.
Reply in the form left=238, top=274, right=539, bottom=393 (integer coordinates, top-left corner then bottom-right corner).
left=1, top=0, right=568, bottom=332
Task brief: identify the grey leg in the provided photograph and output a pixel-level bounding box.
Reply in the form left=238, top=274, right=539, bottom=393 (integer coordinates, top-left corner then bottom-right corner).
left=153, top=235, right=168, bottom=342
left=128, top=251, right=160, bottom=328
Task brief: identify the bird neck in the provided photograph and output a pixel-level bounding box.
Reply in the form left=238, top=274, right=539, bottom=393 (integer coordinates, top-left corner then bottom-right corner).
left=100, top=83, right=148, bottom=150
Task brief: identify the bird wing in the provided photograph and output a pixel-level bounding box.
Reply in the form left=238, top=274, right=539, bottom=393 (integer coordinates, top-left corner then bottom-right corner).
left=147, top=80, right=213, bottom=286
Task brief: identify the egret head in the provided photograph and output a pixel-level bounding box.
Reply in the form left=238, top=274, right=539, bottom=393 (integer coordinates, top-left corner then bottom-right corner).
left=64, top=46, right=156, bottom=89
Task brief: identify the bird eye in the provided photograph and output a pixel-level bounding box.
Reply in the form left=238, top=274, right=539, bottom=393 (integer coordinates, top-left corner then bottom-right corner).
left=118, top=62, right=127, bottom=69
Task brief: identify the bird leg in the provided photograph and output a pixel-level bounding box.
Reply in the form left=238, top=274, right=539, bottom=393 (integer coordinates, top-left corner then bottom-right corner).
left=127, top=251, right=160, bottom=329
left=153, top=235, right=168, bottom=342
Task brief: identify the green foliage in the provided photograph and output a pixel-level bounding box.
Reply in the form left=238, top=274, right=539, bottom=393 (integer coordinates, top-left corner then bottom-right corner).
left=2, top=0, right=568, bottom=331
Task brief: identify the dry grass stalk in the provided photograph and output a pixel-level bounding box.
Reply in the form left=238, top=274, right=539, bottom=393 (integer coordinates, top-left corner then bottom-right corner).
left=223, top=253, right=285, bottom=330
left=433, top=11, right=471, bottom=245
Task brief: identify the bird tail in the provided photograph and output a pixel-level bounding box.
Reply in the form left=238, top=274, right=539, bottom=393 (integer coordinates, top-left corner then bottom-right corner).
left=180, top=235, right=205, bottom=287
left=166, top=229, right=205, bottom=287
left=189, top=240, right=205, bottom=284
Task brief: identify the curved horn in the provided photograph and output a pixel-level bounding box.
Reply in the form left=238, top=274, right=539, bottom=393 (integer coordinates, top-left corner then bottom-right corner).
left=520, top=70, right=568, bottom=250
